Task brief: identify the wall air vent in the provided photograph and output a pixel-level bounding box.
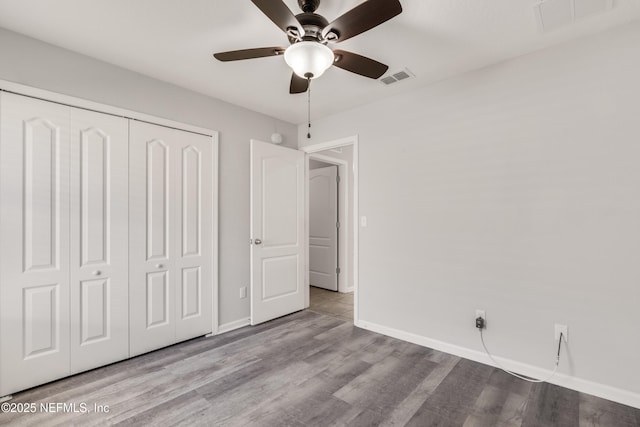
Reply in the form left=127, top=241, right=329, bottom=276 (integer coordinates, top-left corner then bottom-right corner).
left=380, top=68, right=415, bottom=86
left=534, top=0, right=613, bottom=32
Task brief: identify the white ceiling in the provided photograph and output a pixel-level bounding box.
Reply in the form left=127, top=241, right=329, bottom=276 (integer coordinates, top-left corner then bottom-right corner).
left=0, top=0, right=638, bottom=124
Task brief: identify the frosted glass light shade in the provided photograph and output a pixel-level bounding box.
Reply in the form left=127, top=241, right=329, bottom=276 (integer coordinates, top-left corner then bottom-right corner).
left=284, top=41, right=334, bottom=79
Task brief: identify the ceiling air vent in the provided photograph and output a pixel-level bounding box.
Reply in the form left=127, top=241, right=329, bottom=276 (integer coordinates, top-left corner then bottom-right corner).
left=534, top=0, right=613, bottom=32
left=380, top=68, right=415, bottom=86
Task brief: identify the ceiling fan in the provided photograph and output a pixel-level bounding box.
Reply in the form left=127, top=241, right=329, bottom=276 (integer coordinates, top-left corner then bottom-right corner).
left=213, top=0, right=403, bottom=94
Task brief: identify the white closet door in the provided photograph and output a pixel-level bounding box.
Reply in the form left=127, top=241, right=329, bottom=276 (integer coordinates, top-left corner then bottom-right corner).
left=129, top=121, right=213, bottom=356
left=0, top=93, right=71, bottom=396
left=174, top=131, right=212, bottom=342
left=130, top=121, right=176, bottom=356
left=69, top=108, right=129, bottom=373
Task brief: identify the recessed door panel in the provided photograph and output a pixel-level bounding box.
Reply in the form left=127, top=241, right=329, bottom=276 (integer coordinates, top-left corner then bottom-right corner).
left=80, top=279, right=109, bottom=344
left=81, top=128, right=109, bottom=266
left=309, top=245, right=332, bottom=273
left=262, top=255, right=299, bottom=300
left=182, top=146, right=201, bottom=257
left=262, top=157, right=300, bottom=248
left=23, top=284, right=59, bottom=358
left=1, top=93, right=71, bottom=396
left=310, top=173, right=332, bottom=237
left=147, top=271, right=169, bottom=327
left=147, top=140, right=170, bottom=261
left=181, top=267, right=201, bottom=319
left=23, top=117, right=60, bottom=271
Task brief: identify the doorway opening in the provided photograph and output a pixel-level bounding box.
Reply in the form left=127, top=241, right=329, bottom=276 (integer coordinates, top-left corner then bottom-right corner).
left=303, top=136, right=359, bottom=323
left=309, top=160, right=339, bottom=292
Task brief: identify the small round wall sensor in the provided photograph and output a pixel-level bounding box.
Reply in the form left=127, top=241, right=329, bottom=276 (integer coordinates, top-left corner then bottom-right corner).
left=271, top=132, right=283, bottom=144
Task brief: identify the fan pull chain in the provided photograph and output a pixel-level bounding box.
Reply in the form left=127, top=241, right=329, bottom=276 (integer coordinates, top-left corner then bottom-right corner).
left=307, top=77, right=312, bottom=139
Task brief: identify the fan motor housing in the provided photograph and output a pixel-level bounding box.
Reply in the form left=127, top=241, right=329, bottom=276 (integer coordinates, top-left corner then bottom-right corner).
left=298, top=0, right=321, bottom=13
left=289, top=12, right=329, bottom=43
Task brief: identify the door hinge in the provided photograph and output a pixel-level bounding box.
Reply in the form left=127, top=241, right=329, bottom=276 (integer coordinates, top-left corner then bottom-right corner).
left=336, top=221, right=340, bottom=229
left=336, top=175, right=341, bottom=183
left=336, top=267, right=341, bottom=274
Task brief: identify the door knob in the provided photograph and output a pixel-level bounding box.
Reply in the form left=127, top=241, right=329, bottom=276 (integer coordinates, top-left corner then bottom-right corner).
left=254, top=239, right=262, bottom=245
left=93, top=270, right=102, bottom=276
left=156, top=264, right=164, bottom=269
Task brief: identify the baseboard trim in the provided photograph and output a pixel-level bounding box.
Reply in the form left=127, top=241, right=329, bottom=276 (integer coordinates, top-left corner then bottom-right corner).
left=216, top=317, right=251, bottom=335
left=355, top=319, right=640, bottom=409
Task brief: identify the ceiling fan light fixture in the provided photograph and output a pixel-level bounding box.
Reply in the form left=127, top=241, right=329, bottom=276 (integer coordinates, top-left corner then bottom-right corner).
left=284, top=41, right=334, bottom=79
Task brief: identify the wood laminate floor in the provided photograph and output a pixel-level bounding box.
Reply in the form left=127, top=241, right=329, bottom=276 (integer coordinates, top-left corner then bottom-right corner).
left=309, top=286, right=354, bottom=322
left=1, top=310, right=638, bottom=427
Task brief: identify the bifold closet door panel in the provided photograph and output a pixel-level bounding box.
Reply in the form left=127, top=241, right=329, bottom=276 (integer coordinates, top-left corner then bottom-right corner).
left=69, top=108, right=129, bottom=374
left=175, top=130, right=213, bottom=342
left=0, top=93, right=71, bottom=396
left=129, top=120, right=213, bottom=356
left=129, top=121, right=178, bottom=356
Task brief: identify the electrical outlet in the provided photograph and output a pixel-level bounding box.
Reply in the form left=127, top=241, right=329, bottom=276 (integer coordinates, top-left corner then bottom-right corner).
left=240, top=286, right=247, bottom=299
left=554, top=324, right=568, bottom=342
left=475, top=309, right=486, bottom=329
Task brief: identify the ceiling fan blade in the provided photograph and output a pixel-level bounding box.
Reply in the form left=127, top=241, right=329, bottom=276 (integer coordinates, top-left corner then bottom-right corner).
left=322, top=0, right=402, bottom=43
left=332, top=50, right=388, bottom=79
left=213, top=47, right=285, bottom=62
left=251, top=0, right=305, bottom=37
left=290, top=73, right=309, bottom=94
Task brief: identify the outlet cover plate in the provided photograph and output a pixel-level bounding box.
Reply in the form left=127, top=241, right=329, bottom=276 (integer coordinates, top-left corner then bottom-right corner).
left=475, top=309, right=486, bottom=326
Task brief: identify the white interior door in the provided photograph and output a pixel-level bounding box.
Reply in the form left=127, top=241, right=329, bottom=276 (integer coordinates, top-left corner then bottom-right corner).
left=69, top=107, right=129, bottom=374
left=309, top=166, right=338, bottom=291
left=0, top=93, right=71, bottom=396
left=250, top=140, right=305, bottom=325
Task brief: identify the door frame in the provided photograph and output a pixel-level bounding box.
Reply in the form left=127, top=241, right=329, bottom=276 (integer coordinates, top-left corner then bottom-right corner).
left=0, top=79, right=219, bottom=337
left=302, top=136, right=359, bottom=323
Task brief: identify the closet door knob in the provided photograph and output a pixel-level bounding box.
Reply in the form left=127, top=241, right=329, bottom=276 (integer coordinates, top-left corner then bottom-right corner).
left=156, top=264, right=164, bottom=269
left=93, top=270, right=102, bottom=276
left=254, top=239, right=262, bottom=245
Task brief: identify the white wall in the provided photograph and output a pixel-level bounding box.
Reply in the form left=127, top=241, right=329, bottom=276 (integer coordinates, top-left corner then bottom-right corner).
left=0, top=27, right=297, bottom=327
left=299, top=22, right=640, bottom=405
